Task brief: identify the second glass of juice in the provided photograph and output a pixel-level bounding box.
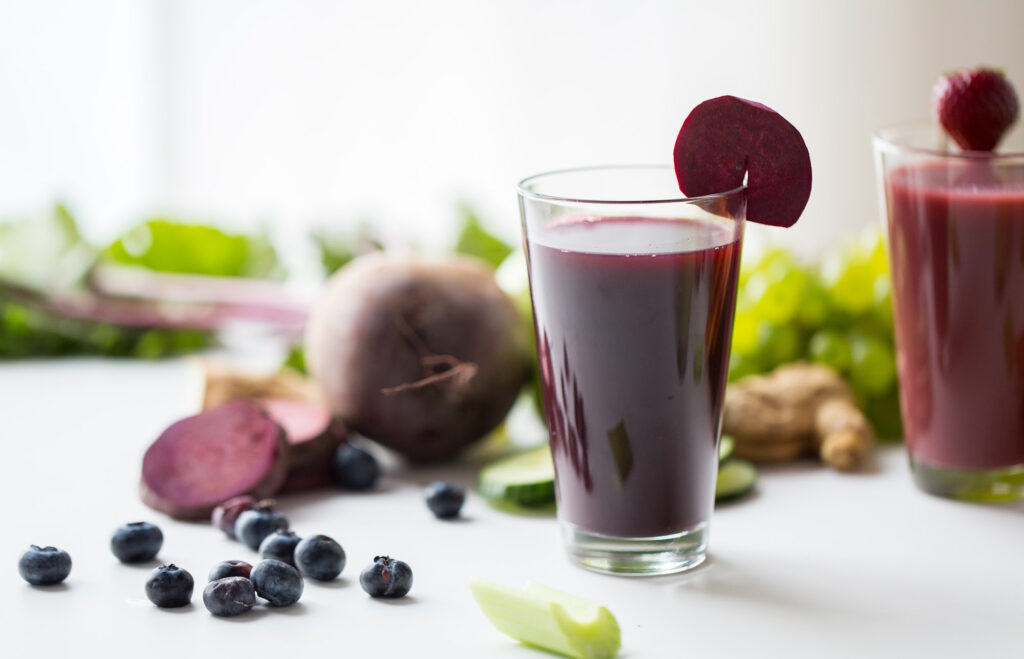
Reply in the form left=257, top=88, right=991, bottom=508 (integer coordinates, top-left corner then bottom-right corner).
left=518, top=165, right=745, bottom=575
left=874, top=124, right=1024, bottom=501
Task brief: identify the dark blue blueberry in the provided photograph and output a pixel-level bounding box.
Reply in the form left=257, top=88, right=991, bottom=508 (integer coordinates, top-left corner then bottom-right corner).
left=359, top=556, right=412, bottom=598
left=203, top=577, right=256, bottom=617
left=332, top=444, right=380, bottom=491
left=18, top=545, right=72, bottom=586
left=259, top=530, right=302, bottom=566
left=294, top=535, right=345, bottom=581
left=208, top=560, right=252, bottom=582
left=250, top=559, right=303, bottom=607
left=424, top=481, right=465, bottom=519
left=234, top=506, right=289, bottom=551
left=110, top=522, right=163, bottom=563
left=145, top=564, right=194, bottom=608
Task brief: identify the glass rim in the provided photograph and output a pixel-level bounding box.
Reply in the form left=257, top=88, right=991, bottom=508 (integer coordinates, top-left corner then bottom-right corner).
left=516, top=164, right=746, bottom=205
left=873, top=120, right=1024, bottom=160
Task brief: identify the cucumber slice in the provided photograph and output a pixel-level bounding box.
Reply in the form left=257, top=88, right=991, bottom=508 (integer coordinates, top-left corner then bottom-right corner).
left=470, top=578, right=621, bottom=659
left=716, top=458, right=757, bottom=501
left=479, top=445, right=555, bottom=506
left=718, top=435, right=735, bottom=463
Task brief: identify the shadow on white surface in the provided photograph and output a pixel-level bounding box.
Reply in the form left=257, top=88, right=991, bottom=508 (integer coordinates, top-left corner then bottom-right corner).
left=24, top=582, right=71, bottom=593
left=368, top=594, right=418, bottom=607
left=152, top=602, right=195, bottom=615
left=213, top=606, right=270, bottom=623
left=118, top=558, right=162, bottom=571
left=645, top=553, right=847, bottom=619
left=265, top=601, right=308, bottom=616
left=311, top=576, right=351, bottom=590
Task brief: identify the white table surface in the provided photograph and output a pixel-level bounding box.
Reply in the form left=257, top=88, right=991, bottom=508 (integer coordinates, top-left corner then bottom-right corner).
left=1, top=359, right=1021, bottom=658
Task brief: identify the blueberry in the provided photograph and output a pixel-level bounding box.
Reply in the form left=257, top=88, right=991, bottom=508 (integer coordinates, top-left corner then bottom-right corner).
left=424, top=481, right=465, bottom=519
left=208, top=560, right=252, bottom=582
left=110, top=522, right=163, bottom=563
left=259, top=530, right=302, bottom=566
left=332, top=444, right=380, bottom=490
left=234, top=505, right=289, bottom=551
left=294, top=535, right=346, bottom=581
left=203, top=577, right=256, bottom=617
left=359, top=555, right=412, bottom=598
left=145, top=564, right=194, bottom=608
left=18, top=545, right=72, bottom=586
left=251, top=559, right=303, bottom=607
left=211, top=495, right=257, bottom=539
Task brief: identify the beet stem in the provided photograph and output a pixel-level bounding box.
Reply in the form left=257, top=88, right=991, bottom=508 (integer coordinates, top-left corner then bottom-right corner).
left=382, top=312, right=478, bottom=395
left=380, top=359, right=478, bottom=395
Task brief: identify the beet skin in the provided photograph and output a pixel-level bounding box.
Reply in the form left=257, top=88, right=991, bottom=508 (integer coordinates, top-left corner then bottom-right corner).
left=305, top=253, right=531, bottom=462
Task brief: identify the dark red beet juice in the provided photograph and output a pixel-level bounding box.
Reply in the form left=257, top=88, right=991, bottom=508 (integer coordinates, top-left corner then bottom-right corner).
left=885, top=162, right=1024, bottom=470
left=526, top=217, right=741, bottom=537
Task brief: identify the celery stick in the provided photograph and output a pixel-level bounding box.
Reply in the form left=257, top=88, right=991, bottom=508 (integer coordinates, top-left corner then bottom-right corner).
left=470, top=578, right=621, bottom=659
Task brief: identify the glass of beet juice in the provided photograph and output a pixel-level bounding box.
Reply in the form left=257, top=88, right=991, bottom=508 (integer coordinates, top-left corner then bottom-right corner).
left=517, top=165, right=745, bottom=575
left=874, top=124, right=1024, bottom=501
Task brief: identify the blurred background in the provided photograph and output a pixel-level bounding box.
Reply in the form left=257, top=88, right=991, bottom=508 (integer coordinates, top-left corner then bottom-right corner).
left=2, top=0, right=1023, bottom=272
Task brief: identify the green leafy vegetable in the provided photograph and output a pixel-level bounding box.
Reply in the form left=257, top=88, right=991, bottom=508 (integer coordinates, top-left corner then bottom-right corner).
left=0, top=207, right=218, bottom=359
left=311, top=223, right=383, bottom=276
left=0, top=295, right=211, bottom=359
left=281, top=345, right=307, bottom=374
left=455, top=206, right=513, bottom=270
left=104, top=219, right=282, bottom=279
left=0, top=203, right=96, bottom=292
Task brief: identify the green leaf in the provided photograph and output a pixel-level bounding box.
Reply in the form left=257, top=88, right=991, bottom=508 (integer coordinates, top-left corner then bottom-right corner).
left=0, top=208, right=221, bottom=359
left=454, top=206, right=513, bottom=270
left=281, top=344, right=307, bottom=374
left=0, top=297, right=213, bottom=360
left=0, top=203, right=96, bottom=291
left=103, top=219, right=283, bottom=279
left=311, top=223, right=382, bottom=276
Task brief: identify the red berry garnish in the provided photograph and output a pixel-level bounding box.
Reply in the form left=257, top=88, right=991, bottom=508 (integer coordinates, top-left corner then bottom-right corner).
left=933, top=67, right=1020, bottom=152
left=674, top=95, right=812, bottom=228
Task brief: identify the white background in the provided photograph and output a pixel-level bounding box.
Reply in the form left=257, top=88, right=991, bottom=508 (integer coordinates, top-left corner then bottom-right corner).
left=2, top=0, right=1024, bottom=269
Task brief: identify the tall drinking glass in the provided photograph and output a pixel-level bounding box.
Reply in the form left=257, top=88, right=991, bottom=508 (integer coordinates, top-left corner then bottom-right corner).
left=517, top=165, right=745, bottom=575
left=874, top=124, right=1024, bottom=501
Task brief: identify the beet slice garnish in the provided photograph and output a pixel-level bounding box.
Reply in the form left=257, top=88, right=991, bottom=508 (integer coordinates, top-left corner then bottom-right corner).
left=673, top=95, right=812, bottom=228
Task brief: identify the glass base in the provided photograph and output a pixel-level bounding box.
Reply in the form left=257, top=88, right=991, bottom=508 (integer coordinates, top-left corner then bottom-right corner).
left=910, top=456, right=1024, bottom=502
left=561, top=521, right=708, bottom=576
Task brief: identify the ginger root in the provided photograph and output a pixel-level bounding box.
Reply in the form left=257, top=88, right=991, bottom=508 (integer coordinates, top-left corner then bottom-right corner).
left=199, top=360, right=321, bottom=410
left=722, top=362, right=874, bottom=471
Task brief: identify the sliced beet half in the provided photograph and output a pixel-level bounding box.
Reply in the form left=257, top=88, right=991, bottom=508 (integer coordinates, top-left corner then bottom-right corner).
left=673, top=95, right=812, bottom=228
left=140, top=400, right=288, bottom=520
left=260, top=398, right=346, bottom=494
left=278, top=462, right=336, bottom=494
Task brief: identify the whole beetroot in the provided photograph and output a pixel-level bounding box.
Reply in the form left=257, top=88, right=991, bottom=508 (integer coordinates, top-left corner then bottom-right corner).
left=305, top=253, right=531, bottom=462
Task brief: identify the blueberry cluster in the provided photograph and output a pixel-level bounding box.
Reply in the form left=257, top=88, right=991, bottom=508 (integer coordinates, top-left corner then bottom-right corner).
left=18, top=463, right=459, bottom=615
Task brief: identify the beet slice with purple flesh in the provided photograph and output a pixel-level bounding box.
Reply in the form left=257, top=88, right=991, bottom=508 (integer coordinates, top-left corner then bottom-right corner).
left=140, top=400, right=288, bottom=520
left=260, top=398, right=346, bottom=494
left=673, top=95, right=812, bottom=228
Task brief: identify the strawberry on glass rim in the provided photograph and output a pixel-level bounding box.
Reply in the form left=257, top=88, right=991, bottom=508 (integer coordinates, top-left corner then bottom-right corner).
left=933, top=67, right=1020, bottom=152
